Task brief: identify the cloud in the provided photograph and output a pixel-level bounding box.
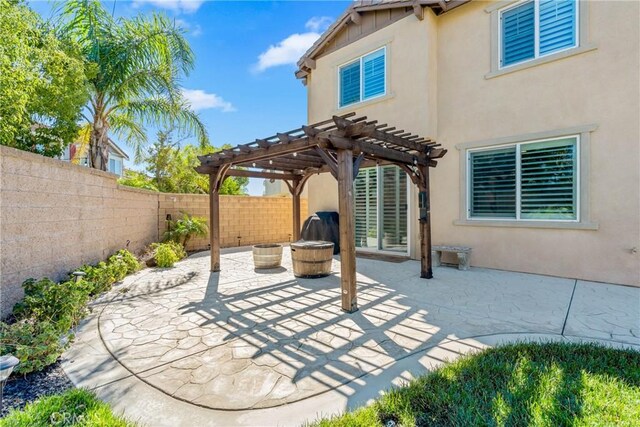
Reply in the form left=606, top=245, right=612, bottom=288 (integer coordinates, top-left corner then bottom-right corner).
left=175, top=19, right=203, bottom=37
left=132, top=0, right=204, bottom=14
left=181, top=89, right=236, bottom=113
left=305, top=16, right=333, bottom=32
left=254, top=32, right=321, bottom=72
left=253, top=16, right=334, bottom=73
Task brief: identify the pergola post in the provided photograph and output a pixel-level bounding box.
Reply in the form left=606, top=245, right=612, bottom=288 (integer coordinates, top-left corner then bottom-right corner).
left=291, top=178, right=301, bottom=242
left=209, top=169, right=222, bottom=272
left=418, top=164, right=433, bottom=279
left=337, top=149, right=357, bottom=313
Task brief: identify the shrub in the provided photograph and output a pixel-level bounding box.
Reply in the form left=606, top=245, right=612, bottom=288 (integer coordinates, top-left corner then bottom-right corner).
left=163, top=212, right=208, bottom=248
left=78, top=249, right=139, bottom=296
left=154, top=243, right=180, bottom=268
left=152, top=241, right=186, bottom=260
left=115, top=249, right=141, bottom=274
left=13, top=278, right=92, bottom=331
left=1, top=388, right=135, bottom=426
left=0, top=319, right=68, bottom=375
left=78, top=262, right=115, bottom=296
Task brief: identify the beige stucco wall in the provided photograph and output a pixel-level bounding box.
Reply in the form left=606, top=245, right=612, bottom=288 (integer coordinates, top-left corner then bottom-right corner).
left=0, top=146, right=308, bottom=316
left=304, top=1, right=640, bottom=286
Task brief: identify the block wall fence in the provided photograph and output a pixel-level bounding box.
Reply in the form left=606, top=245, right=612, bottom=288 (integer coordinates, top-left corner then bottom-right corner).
left=0, top=146, right=307, bottom=317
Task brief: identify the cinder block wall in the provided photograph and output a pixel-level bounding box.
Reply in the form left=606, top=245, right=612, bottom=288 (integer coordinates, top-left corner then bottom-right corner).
left=158, top=193, right=308, bottom=251
left=0, top=146, right=308, bottom=317
left=0, top=146, right=159, bottom=316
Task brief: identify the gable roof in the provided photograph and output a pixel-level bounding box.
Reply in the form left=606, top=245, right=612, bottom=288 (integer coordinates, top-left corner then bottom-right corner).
left=107, top=138, right=130, bottom=160
left=296, top=0, right=470, bottom=82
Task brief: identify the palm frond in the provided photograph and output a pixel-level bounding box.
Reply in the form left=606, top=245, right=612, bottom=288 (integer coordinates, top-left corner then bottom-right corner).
left=124, top=97, right=209, bottom=148
left=109, top=112, right=147, bottom=162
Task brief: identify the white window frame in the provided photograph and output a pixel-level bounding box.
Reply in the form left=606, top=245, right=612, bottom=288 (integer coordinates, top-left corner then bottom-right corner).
left=498, top=0, right=579, bottom=69
left=337, top=46, right=387, bottom=108
left=109, top=157, right=123, bottom=176
left=466, top=135, right=580, bottom=222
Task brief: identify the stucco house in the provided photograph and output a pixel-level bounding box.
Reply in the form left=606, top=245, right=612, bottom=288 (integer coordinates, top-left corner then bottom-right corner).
left=296, top=0, right=639, bottom=286
left=61, top=138, right=129, bottom=176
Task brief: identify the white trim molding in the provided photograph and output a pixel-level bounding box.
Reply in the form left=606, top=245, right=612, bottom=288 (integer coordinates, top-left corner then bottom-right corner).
left=455, top=124, right=599, bottom=230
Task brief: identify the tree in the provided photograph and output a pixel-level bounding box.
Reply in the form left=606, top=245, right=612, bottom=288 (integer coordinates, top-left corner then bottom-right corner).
left=57, top=0, right=208, bottom=170
left=119, top=131, right=248, bottom=195
left=0, top=0, right=89, bottom=157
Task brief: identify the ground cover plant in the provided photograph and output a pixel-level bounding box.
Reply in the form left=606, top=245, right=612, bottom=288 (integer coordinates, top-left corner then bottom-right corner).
left=0, top=388, right=135, bottom=427
left=313, top=342, right=640, bottom=427
left=0, top=249, right=141, bottom=374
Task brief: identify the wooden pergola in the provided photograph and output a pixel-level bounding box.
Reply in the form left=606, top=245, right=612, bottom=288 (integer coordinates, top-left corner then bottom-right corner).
left=196, top=113, right=446, bottom=313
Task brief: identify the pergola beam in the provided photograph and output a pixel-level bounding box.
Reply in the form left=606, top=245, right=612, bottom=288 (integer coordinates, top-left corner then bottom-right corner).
left=225, top=169, right=301, bottom=180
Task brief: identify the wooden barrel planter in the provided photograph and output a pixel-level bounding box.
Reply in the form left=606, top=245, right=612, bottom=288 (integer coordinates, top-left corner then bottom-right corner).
left=252, top=244, right=283, bottom=269
left=291, top=241, right=334, bottom=278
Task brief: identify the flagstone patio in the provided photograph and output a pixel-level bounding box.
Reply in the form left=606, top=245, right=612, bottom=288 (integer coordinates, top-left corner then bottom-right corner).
left=62, top=247, right=639, bottom=426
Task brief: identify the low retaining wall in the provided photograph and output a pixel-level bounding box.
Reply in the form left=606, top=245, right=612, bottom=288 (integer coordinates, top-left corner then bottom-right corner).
left=0, top=146, right=307, bottom=317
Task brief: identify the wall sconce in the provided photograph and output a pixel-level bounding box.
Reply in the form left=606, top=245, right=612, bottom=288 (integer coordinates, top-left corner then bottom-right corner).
left=166, top=214, right=172, bottom=221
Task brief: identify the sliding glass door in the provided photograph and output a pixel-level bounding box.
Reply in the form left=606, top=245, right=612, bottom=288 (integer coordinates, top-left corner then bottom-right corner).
left=354, top=165, right=408, bottom=253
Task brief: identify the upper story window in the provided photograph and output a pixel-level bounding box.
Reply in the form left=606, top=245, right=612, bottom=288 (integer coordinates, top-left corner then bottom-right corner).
left=339, top=47, right=386, bottom=108
left=468, top=136, right=578, bottom=221
left=109, top=157, right=123, bottom=176
left=500, top=0, right=578, bottom=68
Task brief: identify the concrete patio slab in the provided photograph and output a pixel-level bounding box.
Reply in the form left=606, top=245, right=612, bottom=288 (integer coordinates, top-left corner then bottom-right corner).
left=61, top=247, right=639, bottom=426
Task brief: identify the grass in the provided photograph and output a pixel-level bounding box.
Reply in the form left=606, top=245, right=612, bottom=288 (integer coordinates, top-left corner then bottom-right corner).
left=0, top=389, right=135, bottom=427
left=313, top=342, right=640, bottom=427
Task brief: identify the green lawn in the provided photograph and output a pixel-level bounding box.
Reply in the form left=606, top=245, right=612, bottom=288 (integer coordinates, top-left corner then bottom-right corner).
left=313, top=342, right=640, bottom=427
left=1, top=389, right=134, bottom=427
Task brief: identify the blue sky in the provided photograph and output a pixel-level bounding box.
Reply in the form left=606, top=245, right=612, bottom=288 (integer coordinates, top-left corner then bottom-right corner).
left=29, top=0, right=350, bottom=195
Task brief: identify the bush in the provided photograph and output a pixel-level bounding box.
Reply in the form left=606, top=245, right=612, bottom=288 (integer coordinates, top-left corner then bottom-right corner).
left=0, top=319, right=68, bottom=375
left=4, top=247, right=143, bottom=376
left=1, top=388, right=135, bottom=426
left=152, top=241, right=186, bottom=260
left=163, top=212, right=208, bottom=248
left=78, top=262, right=115, bottom=296
left=13, top=278, right=92, bottom=331
left=154, top=243, right=180, bottom=268
left=78, top=249, right=140, bottom=296
left=115, top=249, right=142, bottom=274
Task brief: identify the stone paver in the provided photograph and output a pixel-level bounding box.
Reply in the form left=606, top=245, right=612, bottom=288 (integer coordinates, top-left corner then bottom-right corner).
left=62, top=247, right=640, bottom=425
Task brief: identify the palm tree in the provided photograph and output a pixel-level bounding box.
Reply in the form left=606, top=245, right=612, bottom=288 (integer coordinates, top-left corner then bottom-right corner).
left=57, top=0, right=208, bottom=170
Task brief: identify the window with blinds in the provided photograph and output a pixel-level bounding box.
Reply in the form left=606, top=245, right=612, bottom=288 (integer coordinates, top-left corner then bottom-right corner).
left=338, top=47, right=386, bottom=108
left=500, top=0, right=577, bottom=68
left=354, top=166, right=408, bottom=253
left=354, top=168, right=378, bottom=249
left=339, top=61, right=360, bottom=108
left=468, top=136, right=578, bottom=221
left=380, top=166, right=407, bottom=252
left=469, top=148, right=517, bottom=218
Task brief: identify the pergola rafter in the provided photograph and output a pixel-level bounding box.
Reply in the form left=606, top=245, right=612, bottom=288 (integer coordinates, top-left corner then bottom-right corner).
left=196, top=113, right=447, bottom=313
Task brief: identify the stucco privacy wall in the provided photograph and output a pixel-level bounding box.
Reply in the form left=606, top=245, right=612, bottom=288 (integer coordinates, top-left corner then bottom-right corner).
left=0, top=146, right=308, bottom=316
left=304, top=1, right=639, bottom=286
left=158, top=194, right=308, bottom=251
